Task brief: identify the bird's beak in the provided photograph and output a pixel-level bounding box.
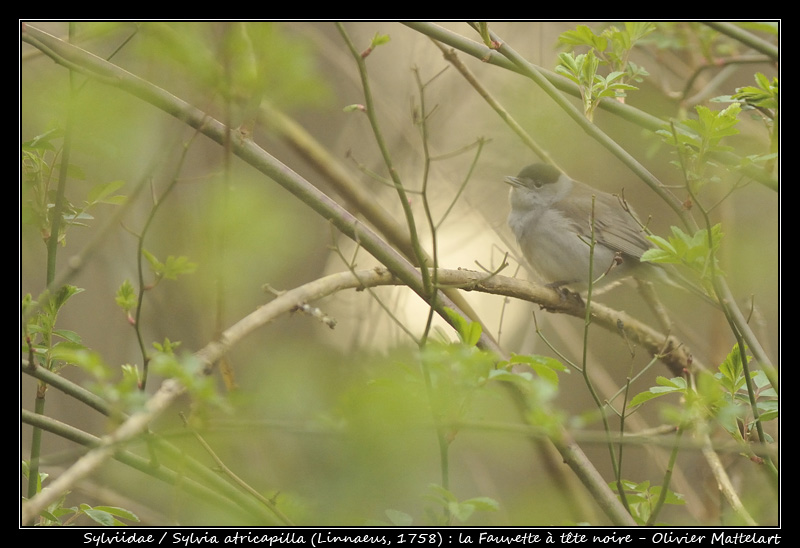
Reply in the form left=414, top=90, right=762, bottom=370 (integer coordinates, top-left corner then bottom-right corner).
left=504, top=176, right=521, bottom=187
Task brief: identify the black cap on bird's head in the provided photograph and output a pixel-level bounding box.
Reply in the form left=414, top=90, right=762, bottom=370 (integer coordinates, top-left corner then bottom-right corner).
left=505, top=163, right=562, bottom=189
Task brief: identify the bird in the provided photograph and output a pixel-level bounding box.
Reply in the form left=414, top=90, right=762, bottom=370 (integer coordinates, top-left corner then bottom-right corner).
left=505, top=162, right=700, bottom=298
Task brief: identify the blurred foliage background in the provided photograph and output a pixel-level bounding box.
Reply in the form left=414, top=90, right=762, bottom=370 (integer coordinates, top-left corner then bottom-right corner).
left=20, top=22, right=778, bottom=526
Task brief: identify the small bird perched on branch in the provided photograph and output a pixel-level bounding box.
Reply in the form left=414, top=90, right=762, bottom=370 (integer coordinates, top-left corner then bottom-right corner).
left=505, top=163, right=713, bottom=303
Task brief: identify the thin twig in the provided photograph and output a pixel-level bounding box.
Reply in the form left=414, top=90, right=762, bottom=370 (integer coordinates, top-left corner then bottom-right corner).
left=179, top=413, right=295, bottom=526
left=23, top=267, right=662, bottom=525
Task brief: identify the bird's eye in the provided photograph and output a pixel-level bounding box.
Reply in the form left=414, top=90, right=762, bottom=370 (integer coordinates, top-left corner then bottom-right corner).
left=532, top=180, right=543, bottom=189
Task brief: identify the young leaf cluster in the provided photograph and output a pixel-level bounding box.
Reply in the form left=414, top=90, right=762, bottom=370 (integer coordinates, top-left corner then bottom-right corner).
left=420, top=339, right=496, bottom=430
left=730, top=73, right=779, bottom=166
left=657, top=103, right=747, bottom=196
left=556, top=23, right=653, bottom=120
left=22, top=286, right=85, bottom=374
left=629, top=344, right=777, bottom=446
left=21, top=462, right=140, bottom=526
left=609, top=479, right=685, bottom=526
left=732, top=72, right=779, bottom=113
left=21, top=130, right=126, bottom=246
left=142, top=250, right=198, bottom=283
left=369, top=484, right=498, bottom=526
left=716, top=345, right=777, bottom=442
left=641, top=224, right=723, bottom=286
left=424, top=484, right=499, bottom=525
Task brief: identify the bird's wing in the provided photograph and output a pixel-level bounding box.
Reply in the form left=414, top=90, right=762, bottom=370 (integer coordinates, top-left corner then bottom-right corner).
left=560, top=191, right=652, bottom=259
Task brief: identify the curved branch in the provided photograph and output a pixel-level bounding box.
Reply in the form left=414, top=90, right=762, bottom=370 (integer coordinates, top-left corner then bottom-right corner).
left=408, top=22, right=774, bottom=371
left=703, top=22, right=779, bottom=61
left=402, top=22, right=778, bottom=192
left=20, top=24, right=499, bottom=357
left=22, top=266, right=692, bottom=525
left=20, top=407, right=282, bottom=524
left=22, top=25, right=690, bottom=526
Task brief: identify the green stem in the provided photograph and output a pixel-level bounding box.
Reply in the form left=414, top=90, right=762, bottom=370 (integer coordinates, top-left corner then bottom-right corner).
left=614, top=378, right=634, bottom=512
left=133, top=131, right=201, bottom=389
left=413, top=67, right=454, bottom=500
left=677, top=130, right=773, bottom=460
left=646, top=425, right=684, bottom=526
left=336, top=24, right=432, bottom=298
left=581, top=197, right=627, bottom=512
left=413, top=66, right=439, bottom=347
left=28, top=21, right=78, bottom=504
left=21, top=408, right=283, bottom=525
left=401, top=22, right=777, bottom=191
left=20, top=24, right=640, bottom=526
left=26, top=395, right=46, bottom=503
left=703, top=22, right=779, bottom=60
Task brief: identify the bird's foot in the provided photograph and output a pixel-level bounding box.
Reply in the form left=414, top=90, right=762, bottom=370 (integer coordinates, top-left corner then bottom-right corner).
left=542, top=281, right=584, bottom=309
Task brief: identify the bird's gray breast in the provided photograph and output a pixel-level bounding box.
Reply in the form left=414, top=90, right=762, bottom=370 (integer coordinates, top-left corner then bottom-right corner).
left=507, top=188, right=629, bottom=287
left=508, top=200, right=595, bottom=285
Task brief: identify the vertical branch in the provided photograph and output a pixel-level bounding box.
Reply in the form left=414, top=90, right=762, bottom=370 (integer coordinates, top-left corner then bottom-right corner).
left=410, top=20, right=775, bottom=370
left=431, top=39, right=558, bottom=169
left=336, top=24, right=432, bottom=297
left=670, top=124, right=773, bottom=463
left=580, top=196, right=628, bottom=511
left=615, top=376, right=633, bottom=509
left=412, top=66, right=440, bottom=346
left=215, top=24, right=238, bottom=391
left=27, top=22, right=79, bottom=505
left=337, top=27, right=458, bottom=494
left=645, top=425, right=684, bottom=525
left=410, top=66, right=452, bottom=498
left=44, top=27, right=76, bottom=285
left=132, top=130, right=203, bottom=388
left=21, top=25, right=641, bottom=525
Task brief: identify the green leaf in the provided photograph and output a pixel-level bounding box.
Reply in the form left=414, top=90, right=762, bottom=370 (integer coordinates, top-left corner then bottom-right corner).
left=733, top=73, right=778, bottom=110
left=64, top=163, right=86, bottom=181
left=91, top=506, right=140, bottom=522
left=443, top=307, right=481, bottom=346
left=718, top=343, right=747, bottom=389
left=559, top=25, right=607, bottom=52
left=425, top=484, right=498, bottom=524
left=629, top=376, right=687, bottom=407
left=427, top=483, right=456, bottom=502
left=55, top=347, right=110, bottom=380
left=555, top=52, right=583, bottom=85
left=687, top=104, right=742, bottom=145
left=628, top=390, right=665, bottom=407
left=83, top=507, right=120, bottom=526
left=22, top=128, right=62, bottom=150
left=624, top=21, right=657, bottom=44
left=87, top=180, right=127, bottom=205
left=488, top=369, right=534, bottom=384
left=464, top=321, right=482, bottom=347
left=506, top=353, right=567, bottom=386
left=49, top=285, right=84, bottom=314
left=50, top=340, right=87, bottom=360
left=642, top=224, right=723, bottom=282
left=52, top=328, right=83, bottom=344
left=650, top=485, right=685, bottom=506
left=370, top=32, right=391, bottom=48
left=383, top=509, right=413, bottom=526
left=142, top=250, right=198, bottom=280
left=461, top=496, right=500, bottom=512
left=152, top=337, right=181, bottom=355
left=161, top=255, right=198, bottom=280
left=115, top=279, right=137, bottom=313
left=142, top=249, right=164, bottom=276
left=640, top=248, right=674, bottom=263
